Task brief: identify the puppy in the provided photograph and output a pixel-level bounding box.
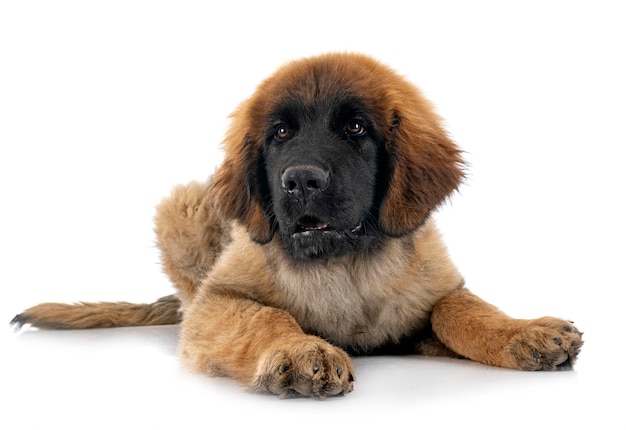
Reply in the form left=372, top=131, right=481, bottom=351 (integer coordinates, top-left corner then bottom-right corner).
left=12, top=52, right=583, bottom=398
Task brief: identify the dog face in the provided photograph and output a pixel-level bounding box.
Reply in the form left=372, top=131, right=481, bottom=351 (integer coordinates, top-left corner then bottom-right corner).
left=263, top=94, right=385, bottom=259
left=210, top=53, right=465, bottom=260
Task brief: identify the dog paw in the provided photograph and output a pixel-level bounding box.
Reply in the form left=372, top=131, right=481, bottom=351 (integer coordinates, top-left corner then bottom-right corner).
left=508, top=317, right=583, bottom=371
left=255, top=336, right=355, bottom=399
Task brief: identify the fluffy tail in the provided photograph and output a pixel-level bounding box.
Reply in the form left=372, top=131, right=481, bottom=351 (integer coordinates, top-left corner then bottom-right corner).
left=11, top=295, right=182, bottom=330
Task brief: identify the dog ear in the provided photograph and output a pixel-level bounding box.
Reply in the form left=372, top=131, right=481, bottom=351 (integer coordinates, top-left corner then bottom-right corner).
left=209, top=106, right=274, bottom=244
left=379, top=105, right=465, bottom=237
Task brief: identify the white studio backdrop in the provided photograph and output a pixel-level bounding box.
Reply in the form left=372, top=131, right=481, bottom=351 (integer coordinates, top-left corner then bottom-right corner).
left=1, top=1, right=624, bottom=429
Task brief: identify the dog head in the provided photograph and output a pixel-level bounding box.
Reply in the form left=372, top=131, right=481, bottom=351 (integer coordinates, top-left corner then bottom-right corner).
left=210, top=53, right=464, bottom=260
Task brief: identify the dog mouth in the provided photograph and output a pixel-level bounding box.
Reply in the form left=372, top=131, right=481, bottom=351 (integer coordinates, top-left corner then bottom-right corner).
left=297, top=215, right=329, bottom=231
left=294, top=216, right=363, bottom=236
left=283, top=214, right=374, bottom=260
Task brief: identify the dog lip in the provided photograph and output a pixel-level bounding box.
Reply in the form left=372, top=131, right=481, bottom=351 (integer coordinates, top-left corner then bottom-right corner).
left=350, top=222, right=363, bottom=233
left=292, top=217, right=363, bottom=237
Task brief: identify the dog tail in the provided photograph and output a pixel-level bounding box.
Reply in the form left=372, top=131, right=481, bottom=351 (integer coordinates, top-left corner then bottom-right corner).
left=10, top=294, right=182, bottom=330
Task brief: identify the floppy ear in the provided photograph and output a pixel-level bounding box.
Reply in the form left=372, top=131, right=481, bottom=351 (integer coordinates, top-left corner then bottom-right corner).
left=209, top=107, right=274, bottom=244
left=379, top=108, right=465, bottom=237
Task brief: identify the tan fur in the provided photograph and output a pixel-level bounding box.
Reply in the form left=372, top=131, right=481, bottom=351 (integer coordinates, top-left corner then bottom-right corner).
left=11, top=295, right=181, bottom=329
left=154, top=180, right=231, bottom=305
left=12, top=53, right=582, bottom=398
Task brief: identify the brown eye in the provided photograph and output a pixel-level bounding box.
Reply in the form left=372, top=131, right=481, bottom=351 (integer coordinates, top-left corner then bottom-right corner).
left=275, top=124, right=290, bottom=140
left=345, top=119, right=365, bottom=136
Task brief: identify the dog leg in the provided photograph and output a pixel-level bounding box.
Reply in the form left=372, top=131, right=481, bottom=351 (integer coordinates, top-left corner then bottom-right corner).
left=154, top=180, right=231, bottom=304
left=180, top=291, right=355, bottom=398
left=430, top=288, right=583, bottom=370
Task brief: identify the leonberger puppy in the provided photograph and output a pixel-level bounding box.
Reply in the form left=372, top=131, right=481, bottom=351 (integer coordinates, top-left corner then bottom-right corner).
left=12, top=52, right=583, bottom=398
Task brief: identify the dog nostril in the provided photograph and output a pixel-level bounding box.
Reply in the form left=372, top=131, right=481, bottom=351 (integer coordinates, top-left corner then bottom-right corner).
left=286, top=180, right=298, bottom=192
left=306, top=179, right=321, bottom=190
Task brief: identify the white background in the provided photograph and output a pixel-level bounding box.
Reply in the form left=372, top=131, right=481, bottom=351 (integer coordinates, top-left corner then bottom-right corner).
left=1, top=1, right=624, bottom=428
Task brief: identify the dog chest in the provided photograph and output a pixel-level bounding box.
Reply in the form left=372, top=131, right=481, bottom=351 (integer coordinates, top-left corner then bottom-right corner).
left=271, top=251, right=440, bottom=350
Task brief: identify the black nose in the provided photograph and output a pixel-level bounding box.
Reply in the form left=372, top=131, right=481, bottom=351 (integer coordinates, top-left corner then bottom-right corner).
left=281, top=165, right=329, bottom=203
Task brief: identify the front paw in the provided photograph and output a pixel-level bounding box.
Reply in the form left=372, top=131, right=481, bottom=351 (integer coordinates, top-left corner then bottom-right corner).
left=508, top=317, right=583, bottom=371
left=254, top=336, right=355, bottom=399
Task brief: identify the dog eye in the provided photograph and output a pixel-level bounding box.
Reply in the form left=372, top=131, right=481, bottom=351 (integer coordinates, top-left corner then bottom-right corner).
left=345, top=119, right=365, bottom=136
left=275, top=124, right=291, bottom=141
